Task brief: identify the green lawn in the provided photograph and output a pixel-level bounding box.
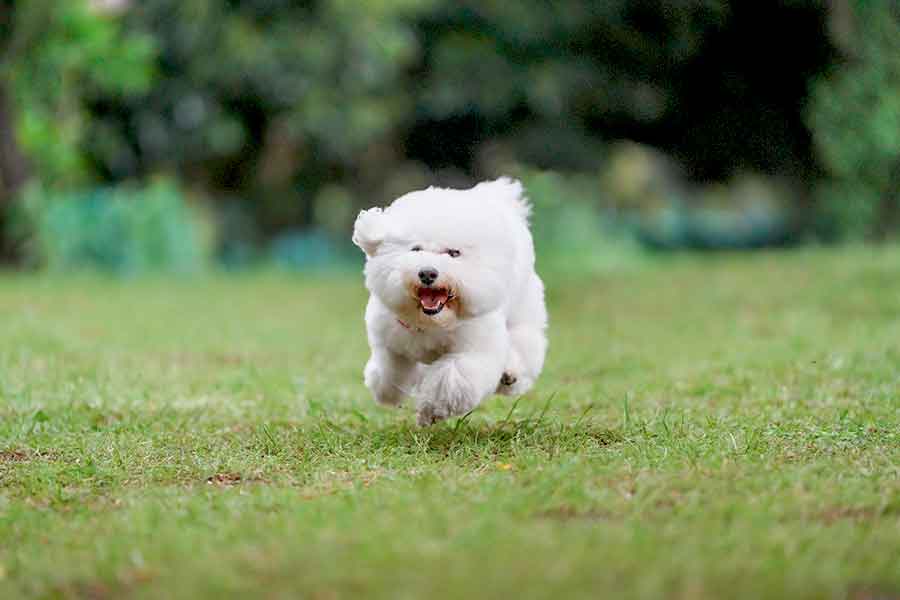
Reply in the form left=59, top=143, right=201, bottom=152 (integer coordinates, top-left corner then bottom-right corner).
left=1, top=248, right=899, bottom=599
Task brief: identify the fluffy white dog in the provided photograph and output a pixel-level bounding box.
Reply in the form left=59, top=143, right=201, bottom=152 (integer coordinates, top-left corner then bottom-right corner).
left=352, top=178, right=548, bottom=426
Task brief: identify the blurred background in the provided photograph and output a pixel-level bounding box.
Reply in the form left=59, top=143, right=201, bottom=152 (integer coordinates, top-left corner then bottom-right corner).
left=0, top=0, right=897, bottom=275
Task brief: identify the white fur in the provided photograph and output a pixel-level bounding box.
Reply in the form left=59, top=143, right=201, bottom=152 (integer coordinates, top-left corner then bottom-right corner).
left=353, top=178, right=548, bottom=426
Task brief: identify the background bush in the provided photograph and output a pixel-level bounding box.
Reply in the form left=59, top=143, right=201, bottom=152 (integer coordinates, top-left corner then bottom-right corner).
left=2, top=0, right=154, bottom=187
left=807, top=2, right=900, bottom=239
left=16, top=180, right=206, bottom=274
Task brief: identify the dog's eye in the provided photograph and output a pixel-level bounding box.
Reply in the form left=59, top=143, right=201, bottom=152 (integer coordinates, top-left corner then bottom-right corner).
left=411, top=245, right=422, bottom=252
left=446, top=249, right=461, bottom=258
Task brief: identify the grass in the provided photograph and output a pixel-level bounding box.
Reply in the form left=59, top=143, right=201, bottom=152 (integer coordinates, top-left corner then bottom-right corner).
left=1, top=247, right=899, bottom=599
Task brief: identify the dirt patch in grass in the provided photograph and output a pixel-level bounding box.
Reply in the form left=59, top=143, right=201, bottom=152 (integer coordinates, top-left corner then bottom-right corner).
left=52, top=568, right=157, bottom=600
left=0, top=449, right=30, bottom=463
left=847, top=585, right=900, bottom=600
left=814, top=506, right=898, bottom=525
left=817, top=506, right=885, bottom=525
left=205, top=472, right=271, bottom=487
left=206, top=472, right=245, bottom=486
left=1, top=448, right=62, bottom=465
left=59, top=580, right=116, bottom=600
left=538, top=505, right=617, bottom=521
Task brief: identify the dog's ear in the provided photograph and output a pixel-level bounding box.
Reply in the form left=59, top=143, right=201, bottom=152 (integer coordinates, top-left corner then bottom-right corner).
left=352, top=207, right=387, bottom=257
left=473, top=177, right=531, bottom=222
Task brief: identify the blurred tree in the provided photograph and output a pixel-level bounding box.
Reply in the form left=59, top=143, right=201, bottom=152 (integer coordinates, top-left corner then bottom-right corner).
left=409, top=0, right=832, bottom=183
left=86, top=0, right=434, bottom=240
left=84, top=0, right=834, bottom=249
left=0, top=0, right=154, bottom=258
left=0, top=1, right=32, bottom=259
left=1, top=0, right=844, bottom=259
left=0, top=84, right=29, bottom=199
left=808, top=2, right=900, bottom=239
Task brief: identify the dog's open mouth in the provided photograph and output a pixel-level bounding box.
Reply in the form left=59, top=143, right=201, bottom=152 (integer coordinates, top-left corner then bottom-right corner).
left=417, top=286, right=453, bottom=315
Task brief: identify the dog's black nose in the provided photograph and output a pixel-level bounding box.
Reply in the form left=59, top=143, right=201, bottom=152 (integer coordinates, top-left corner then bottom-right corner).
left=418, top=267, right=439, bottom=285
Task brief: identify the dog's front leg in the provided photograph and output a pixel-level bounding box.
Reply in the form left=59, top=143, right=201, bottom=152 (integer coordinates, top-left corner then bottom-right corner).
left=364, top=349, right=418, bottom=407
left=415, top=316, right=507, bottom=426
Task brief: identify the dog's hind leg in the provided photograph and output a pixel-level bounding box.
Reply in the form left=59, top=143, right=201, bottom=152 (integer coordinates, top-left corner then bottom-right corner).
left=497, top=273, right=548, bottom=396
left=497, top=325, right=546, bottom=396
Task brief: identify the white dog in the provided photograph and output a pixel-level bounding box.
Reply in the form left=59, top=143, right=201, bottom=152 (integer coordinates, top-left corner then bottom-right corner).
left=352, top=178, right=548, bottom=426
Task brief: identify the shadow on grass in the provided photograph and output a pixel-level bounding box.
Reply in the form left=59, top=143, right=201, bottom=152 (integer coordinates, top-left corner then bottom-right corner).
left=271, top=416, right=626, bottom=459
left=422, top=419, right=623, bottom=453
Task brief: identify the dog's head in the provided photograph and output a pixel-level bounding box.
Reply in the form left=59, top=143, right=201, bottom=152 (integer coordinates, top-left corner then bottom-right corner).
left=353, top=179, right=528, bottom=327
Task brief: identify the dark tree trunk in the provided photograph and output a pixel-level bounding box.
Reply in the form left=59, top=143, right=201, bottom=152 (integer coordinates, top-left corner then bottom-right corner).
left=876, top=160, right=900, bottom=240
left=0, top=0, right=30, bottom=262
left=0, top=83, right=29, bottom=198
left=0, top=82, right=29, bottom=262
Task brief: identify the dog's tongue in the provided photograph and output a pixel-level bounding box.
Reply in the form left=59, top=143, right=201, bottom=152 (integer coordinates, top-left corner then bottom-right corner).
left=418, top=288, right=449, bottom=310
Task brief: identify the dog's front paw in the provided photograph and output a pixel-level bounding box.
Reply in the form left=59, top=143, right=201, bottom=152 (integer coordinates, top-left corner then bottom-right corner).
left=416, top=402, right=450, bottom=427
left=496, top=372, right=534, bottom=396
left=500, top=372, right=517, bottom=386
left=415, top=360, right=481, bottom=426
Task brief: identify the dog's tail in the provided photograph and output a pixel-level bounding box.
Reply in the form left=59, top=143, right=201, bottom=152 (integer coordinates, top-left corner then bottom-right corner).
left=473, top=177, right=531, bottom=222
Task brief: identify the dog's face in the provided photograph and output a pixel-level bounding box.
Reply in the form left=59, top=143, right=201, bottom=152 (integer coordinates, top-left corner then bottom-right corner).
left=353, top=188, right=517, bottom=326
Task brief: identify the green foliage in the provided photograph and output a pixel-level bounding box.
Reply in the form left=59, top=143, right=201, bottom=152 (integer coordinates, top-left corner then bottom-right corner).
left=17, top=180, right=207, bottom=274
left=269, top=229, right=353, bottom=272
left=808, top=3, right=900, bottom=238
left=4, top=0, right=155, bottom=186
left=82, top=0, right=737, bottom=225
left=418, top=1, right=726, bottom=124
left=517, top=169, right=646, bottom=272
left=600, top=144, right=800, bottom=250
left=90, top=0, right=432, bottom=168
